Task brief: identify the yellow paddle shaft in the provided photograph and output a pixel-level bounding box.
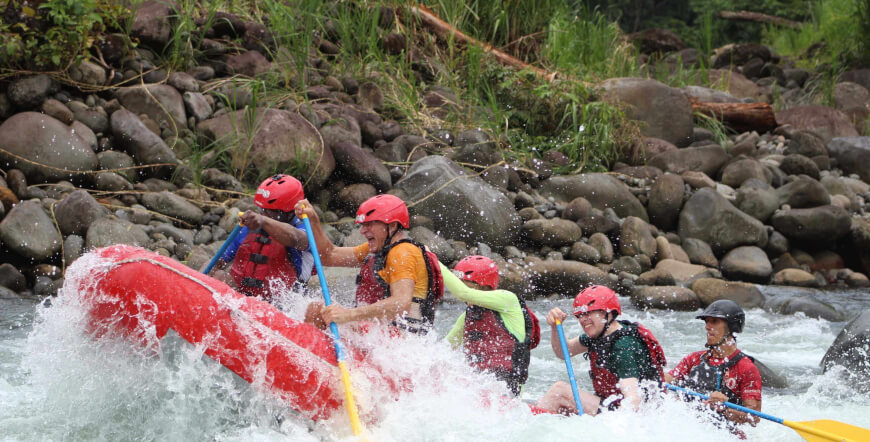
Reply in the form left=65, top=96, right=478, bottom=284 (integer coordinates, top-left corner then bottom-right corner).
left=338, top=361, right=364, bottom=437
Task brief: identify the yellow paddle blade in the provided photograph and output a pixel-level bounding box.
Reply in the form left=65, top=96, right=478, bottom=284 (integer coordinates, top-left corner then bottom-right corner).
left=784, top=419, right=870, bottom=442
left=338, top=361, right=366, bottom=439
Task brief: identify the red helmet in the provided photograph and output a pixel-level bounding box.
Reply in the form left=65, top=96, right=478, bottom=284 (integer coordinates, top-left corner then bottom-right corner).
left=573, top=285, right=621, bottom=317
left=254, top=174, right=304, bottom=212
left=454, top=255, right=499, bottom=289
left=355, top=194, right=410, bottom=228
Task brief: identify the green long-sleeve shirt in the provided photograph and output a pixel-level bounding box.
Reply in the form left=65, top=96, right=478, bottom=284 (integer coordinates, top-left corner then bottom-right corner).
left=440, top=262, right=525, bottom=348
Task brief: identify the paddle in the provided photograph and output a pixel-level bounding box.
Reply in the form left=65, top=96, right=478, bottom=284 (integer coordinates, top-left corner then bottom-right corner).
left=203, top=212, right=244, bottom=275
left=555, top=319, right=584, bottom=416
left=665, top=383, right=870, bottom=442
left=300, top=211, right=365, bottom=437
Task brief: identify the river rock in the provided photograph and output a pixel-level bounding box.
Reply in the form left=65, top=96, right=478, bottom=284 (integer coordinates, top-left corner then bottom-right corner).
left=770, top=205, right=851, bottom=242
left=562, top=197, right=592, bottom=222
left=647, top=145, right=729, bottom=177
left=736, top=184, right=779, bottom=222
left=131, top=0, right=174, bottom=48
left=334, top=183, right=377, bottom=217
left=395, top=156, right=520, bottom=248
left=779, top=154, right=820, bottom=180
left=140, top=191, right=204, bottom=225
left=678, top=188, right=768, bottom=253
left=833, top=82, right=870, bottom=125
left=0, top=112, right=98, bottom=183
left=775, top=175, right=830, bottom=208
left=648, top=173, right=684, bottom=231
left=691, top=278, right=764, bottom=308
left=41, top=99, right=74, bottom=124
left=771, top=268, right=820, bottom=287
left=656, top=236, right=690, bottom=263
left=527, top=259, right=614, bottom=297
left=784, top=131, right=828, bottom=157
left=827, top=137, right=870, bottom=183
left=409, top=226, right=455, bottom=264
left=69, top=60, right=106, bottom=86
left=720, top=158, right=770, bottom=188
left=821, top=310, right=870, bottom=391
left=7, top=74, right=59, bottom=109
left=197, top=108, right=334, bottom=189
left=183, top=92, right=212, bottom=122
left=765, top=292, right=844, bottom=321
left=619, top=216, right=657, bottom=257
left=0, top=263, right=27, bottom=291
left=588, top=233, right=614, bottom=264
left=522, top=218, right=583, bottom=248
left=641, top=259, right=717, bottom=287
left=225, top=50, right=271, bottom=77
left=569, top=241, right=601, bottom=264
left=0, top=200, right=62, bottom=260
left=599, top=78, right=693, bottom=146
left=776, top=106, right=859, bottom=142
left=64, top=234, right=84, bottom=265
left=681, top=238, right=718, bottom=267
left=631, top=286, right=700, bottom=311
left=54, top=190, right=108, bottom=236
left=681, top=171, right=717, bottom=189
left=85, top=216, right=143, bottom=249
left=331, top=140, right=391, bottom=191
left=539, top=174, right=648, bottom=221
left=110, top=109, right=178, bottom=175
left=704, top=69, right=768, bottom=102
left=720, top=246, right=772, bottom=283
left=116, top=85, right=186, bottom=134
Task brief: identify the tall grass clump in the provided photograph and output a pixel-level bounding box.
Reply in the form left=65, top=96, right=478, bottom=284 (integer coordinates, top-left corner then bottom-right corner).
left=543, top=6, right=638, bottom=79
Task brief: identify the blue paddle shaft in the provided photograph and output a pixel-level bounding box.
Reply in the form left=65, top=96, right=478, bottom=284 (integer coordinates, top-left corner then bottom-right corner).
left=301, top=216, right=346, bottom=361
left=556, top=322, right=584, bottom=415
left=203, top=223, right=244, bottom=274
left=665, top=383, right=783, bottom=423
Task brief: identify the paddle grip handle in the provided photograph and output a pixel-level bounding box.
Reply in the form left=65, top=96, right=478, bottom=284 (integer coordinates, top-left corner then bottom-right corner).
left=556, top=320, right=584, bottom=416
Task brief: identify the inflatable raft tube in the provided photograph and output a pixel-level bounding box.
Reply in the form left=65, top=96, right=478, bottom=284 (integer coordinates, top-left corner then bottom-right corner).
left=78, top=245, right=344, bottom=422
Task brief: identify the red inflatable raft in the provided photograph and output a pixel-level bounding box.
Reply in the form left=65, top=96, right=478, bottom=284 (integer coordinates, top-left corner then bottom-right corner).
left=78, top=245, right=345, bottom=421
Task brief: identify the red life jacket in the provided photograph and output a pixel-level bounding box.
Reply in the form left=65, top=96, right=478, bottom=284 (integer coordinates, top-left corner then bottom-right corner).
left=463, top=296, right=540, bottom=396
left=355, top=238, right=444, bottom=334
left=586, top=320, right=666, bottom=401
left=230, top=229, right=297, bottom=301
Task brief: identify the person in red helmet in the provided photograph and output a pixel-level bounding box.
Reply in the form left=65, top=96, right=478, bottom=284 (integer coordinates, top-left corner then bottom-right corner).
left=295, top=194, right=443, bottom=335
left=442, top=256, right=541, bottom=396
left=207, top=174, right=313, bottom=303
left=535, top=285, right=666, bottom=415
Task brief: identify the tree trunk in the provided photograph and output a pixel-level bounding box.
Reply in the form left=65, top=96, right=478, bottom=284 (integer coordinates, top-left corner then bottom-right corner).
left=691, top=100, right=778, bottom=133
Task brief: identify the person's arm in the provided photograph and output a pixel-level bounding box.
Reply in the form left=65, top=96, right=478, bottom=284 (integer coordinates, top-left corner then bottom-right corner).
left=240, top=210, right=308, bottom=249
left=439, top=262, right=518, bottom=311
left=709, top=361, right=763, bottom=425
left=322, top=278, right=414, bottom=324
left=546, top=307, right=587, bottom=359
left=617, top=377, right=641, bottom=411
left=445, top=314, right=466, bottom=349
left=294, top=199, right=360, bottom=266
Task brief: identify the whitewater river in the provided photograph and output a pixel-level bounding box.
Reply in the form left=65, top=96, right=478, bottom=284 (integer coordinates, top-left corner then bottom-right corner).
left=1, top=257, right=869, bottom=441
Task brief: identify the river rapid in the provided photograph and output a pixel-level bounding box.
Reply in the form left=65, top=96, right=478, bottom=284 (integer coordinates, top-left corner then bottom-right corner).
left=1, top=257, right=869, bottom=441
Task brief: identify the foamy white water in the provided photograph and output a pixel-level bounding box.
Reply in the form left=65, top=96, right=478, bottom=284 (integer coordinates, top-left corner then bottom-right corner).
left=1, top=253, right=868, bottom=441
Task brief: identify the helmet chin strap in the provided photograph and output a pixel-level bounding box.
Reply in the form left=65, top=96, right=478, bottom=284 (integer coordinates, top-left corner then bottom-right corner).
left=592, top=312, right=616, bottom=340
left=384, top=223, right=400, bottom=248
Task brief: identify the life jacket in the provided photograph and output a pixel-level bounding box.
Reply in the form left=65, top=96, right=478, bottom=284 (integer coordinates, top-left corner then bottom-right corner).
left=355, top=238, right=444, bottom=334
left=463, top=297, right=540, bottom=396
left=681, top=351, right=751, bottom=405
left=230, top=219, right=312, bottom=301
left=585, top=320, right=666, bottom=401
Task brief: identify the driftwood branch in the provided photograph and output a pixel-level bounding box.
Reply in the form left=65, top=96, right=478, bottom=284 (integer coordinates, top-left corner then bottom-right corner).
left=691, top=99, right=778, bottom=133
left=718, top=11, right=801, bottom=29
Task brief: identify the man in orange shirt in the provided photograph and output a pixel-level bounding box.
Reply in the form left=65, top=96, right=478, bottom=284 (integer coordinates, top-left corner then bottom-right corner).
left=295, top=194, right=442, bottom=335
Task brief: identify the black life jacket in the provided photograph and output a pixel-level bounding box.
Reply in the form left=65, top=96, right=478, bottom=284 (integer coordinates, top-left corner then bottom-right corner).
left=463, top=296, right=538, bottom=396
left=681, top=351, right=751, bottom=405
left=585, top=320, right=667, bottom=401
left=355, top=238, right=444, bottom=334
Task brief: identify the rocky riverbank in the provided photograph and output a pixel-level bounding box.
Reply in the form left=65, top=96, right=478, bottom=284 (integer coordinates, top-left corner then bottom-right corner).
left=1, top=1, right=869, bottom=389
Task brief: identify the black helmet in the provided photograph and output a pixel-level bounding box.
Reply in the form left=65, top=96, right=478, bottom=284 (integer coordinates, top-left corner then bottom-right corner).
left=696, top=300, right=745, bottom=334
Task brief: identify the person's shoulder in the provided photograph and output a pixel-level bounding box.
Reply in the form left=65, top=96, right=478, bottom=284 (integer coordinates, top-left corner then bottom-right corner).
left=679, top=350, right=706, bottom=363
left=735, top=352, right=762, bottom=374
left=389, top=241, right=424, bottom=256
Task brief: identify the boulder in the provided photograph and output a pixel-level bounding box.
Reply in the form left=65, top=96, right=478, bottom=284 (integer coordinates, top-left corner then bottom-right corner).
left=562, top=197, right=592, bottom=222
left=335, top=183, right=377, bottom=217
left=599, top=78, right=693, bottom=146
left=771, top=268, right=820, bottom=287
left=827, top=137, right=870, bottom=183
left=681, top=171, right=717, bottom=189
left=116, top=85, right=187, bottom=134
left=648, top=173, right=684, bottom=231
left=736, top=184, right=779, bottom=223
left=0, top=200, right=62, bottom=260
left=682, top=238, right=719, bottom=267
left=409, top=226, right=455, bottom=264
left=225, top=50, right=271, bottom=77
left=691, top=278, right=765, bottom=308
left=704, top=69, right=767, bottom=102
left=110, top=109, right=178, bottom=175
left=832, top=82, right=870, bottom=126
left=821, top=310, right=870, bottom=392
left=331, top=140, right=391, bottom=191
left=130, top=0, right=174, bottom=48
left=7, top=74, right=59, bottom=109
left=197, top=108, right=334, bottom=189
left=85, top=216, right=144, bottom=249
left=641, top=259, right=717, bottom=287
left=527, top=259, right=614, bottom=297
left=770, top=205, right=851, bottom=242
left=589, top=233, right=614, bottom=264
left=784, top=131, right=828, bottom=157
left=569, top=242, right=601, bottom=264
left=776, top=106, right=858, bottom=142
left=779, top=154, right=820, bottom=180
left=720, top=246, right=772, bottom=283
left=0, top=263, right=27, bottom=291
left=720, top=158, right=770, bottom=188
left=631, top=286, right=701, bottom=311
left=765, top=292, right=844, bottom=321
left=394, top=156, right=520, bottom=248
left=0, top=112, right=97, bottom=183
left=140, top=191, right=204, bottom=225
left=54, top=190, right=108, bottom=236
left=539, top=174, right=648, bottom=221
left=774, top=175, right=830, bottom=208
left=183, top=92, right=212, bottom=122
left=647, top=145, right=729, bottom=177
left=522, top=218, right=583, bottom=248
left=678, top=188, right=768, bottom=253
left=619, top=216, right=657, bottom=257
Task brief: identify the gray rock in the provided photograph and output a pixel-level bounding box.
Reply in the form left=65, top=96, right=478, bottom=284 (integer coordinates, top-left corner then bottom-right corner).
left=522, top=218, right=583, bottom=248
left=539, top=173, right=648, bottom=221
left=131, top=0, right=174, bottom=48
left=785, top=131, right=828, bottom=157
left=7, top=74, right=59, bottom=109
left=576, top=208, right=621, bottom=236
left=631, top=286, right=701, bottom=311
left=720, top=246, right=772, bottom=283
left=331, top=140, right=391, bottom=191
left=68, top=60, right=106, bottom=86
left=110, top=109, right=178, bottom=174
left=140, top=191, right=204, bottom=224
left=647, top=145, right=730, bottom=177
left=0, top=263, right=27, bottom=291
left=98, top=150, right=137, bottom=182
left=0, top=112, right=98, bottom=183
left=85, top=216, right=144, bottom=249
left=68, top=103, right=109, bottom=134
left=395, top=156, right=520, bottom=248
left=691, top=278, right=765, bottom=308
left=54, top=190, right=108, bottom=236
left=588, top=233, right=614, bottom=264
left=41, top=99, right=74, bottom=124
left=681, top=238, right=719, bottom=268
left=777, top=106, right=858, bottom=142
left=0, top=200, right=62, bottom=260
left=183, top=92, right=212, bottom=122
left=63, top=234, right=85, bottom=265
left=771, top=268, right=820, bottom=287
left=357, top=82, right=384, bottom=111
left=225, top=50, right=271, bottom=77
left=678, top=188, right=768, bottom=253
left=736, top=184, right=779, bottom=223
left=765, top=230, right=789, bottom=256
left=527, top=259, right=614, bottom=297
left=152, top=224, right=194, bottom=246
left=95, top=173, right=133, bottom=191
left=775, top=175, right=830, bottom=208
left=569, top=241, right=601, bottom=264
left=600, top=78, right=693, bottom=146
left=168, top=72, right=200, bottom=93
left=116, top=85, right=187, bottom=134
left=648, top=173, right=684, bottom=231
left=452, top=129, right=499, bottom=166
left=827, top=137, right=870, bottom=183
left=821, top=310, right=870, bottom=392
left=335, top=183, right=377, bottom=217
left=619, top=216, right=657, bottom=257
left=779, top=154, right=820, bottom=179
left=409, top=226, right=455, bottom=264
left=611, top=256, right=643, bottom=275
left=770, top=205, right=851, bottom=242
left=765, top=293, right=844, bottom=321
left=720, top=158, right=770, bottom=188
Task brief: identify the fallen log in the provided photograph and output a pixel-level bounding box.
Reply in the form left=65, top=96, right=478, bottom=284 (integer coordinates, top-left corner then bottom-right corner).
left=691, top=99, right=778, bottom=134
left=718, top=11, right=802, bottom=29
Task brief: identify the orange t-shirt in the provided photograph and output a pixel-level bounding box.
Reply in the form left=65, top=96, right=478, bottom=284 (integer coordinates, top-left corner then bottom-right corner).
left=353, top=242, right=430, bottom=299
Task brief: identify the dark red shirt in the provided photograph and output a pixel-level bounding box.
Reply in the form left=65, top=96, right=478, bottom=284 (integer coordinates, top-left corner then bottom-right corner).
left=669, top=350, right=762, bottom=401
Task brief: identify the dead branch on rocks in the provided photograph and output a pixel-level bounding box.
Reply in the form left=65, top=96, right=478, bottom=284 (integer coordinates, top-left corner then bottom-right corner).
left=690, top=99, right=778, bottom=133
